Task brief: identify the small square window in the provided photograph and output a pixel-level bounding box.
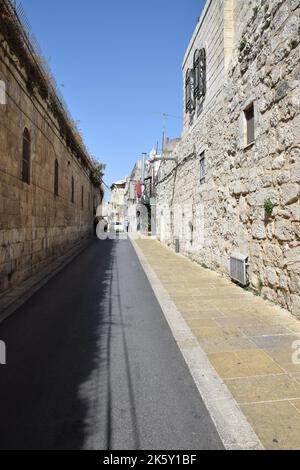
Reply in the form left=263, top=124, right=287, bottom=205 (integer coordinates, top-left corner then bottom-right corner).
left=244, top=103, right=255, bottom=146
left=200, top=153, right=205, bottom=185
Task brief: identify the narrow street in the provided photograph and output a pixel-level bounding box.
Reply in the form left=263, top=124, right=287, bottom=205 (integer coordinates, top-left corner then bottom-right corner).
left=0, top=239, right=223, bottom=450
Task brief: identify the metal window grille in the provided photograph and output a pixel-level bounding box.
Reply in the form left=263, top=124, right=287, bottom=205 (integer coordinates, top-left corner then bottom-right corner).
left=185, top=69, right=191, bottom=113
left=194, top=48, right=206, bottom=100
left=230, top=254, right=248, bottom=286
left=193, top=50, right=200, bottom=99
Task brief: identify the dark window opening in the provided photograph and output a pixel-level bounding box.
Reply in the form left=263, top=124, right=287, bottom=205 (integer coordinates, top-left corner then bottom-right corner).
left=22, top=128, right=30, bottom=184
left=81, top=186, right=84, bottom=209
left=54, top=159, right=59, bottom=196
left=71, top=176, right=75, bottom=203
left=200, top=153, right=205, bottom=185
left=245, top=104, right=255, bottom=145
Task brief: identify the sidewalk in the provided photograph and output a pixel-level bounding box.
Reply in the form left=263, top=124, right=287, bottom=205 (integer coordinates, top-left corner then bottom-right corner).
left=132, top=236, right=300, bottom=450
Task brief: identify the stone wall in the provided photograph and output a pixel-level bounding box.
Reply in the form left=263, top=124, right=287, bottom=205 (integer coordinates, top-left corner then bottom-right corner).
left=155, top=0, right=300, bottom=317
left=0, top=3, right=103, bottom=294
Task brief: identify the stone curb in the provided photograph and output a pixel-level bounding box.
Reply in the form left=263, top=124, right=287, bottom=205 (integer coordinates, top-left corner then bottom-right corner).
left=129, top=234, right=264, bottom=451
left=0, top=239, right=93, bottom=325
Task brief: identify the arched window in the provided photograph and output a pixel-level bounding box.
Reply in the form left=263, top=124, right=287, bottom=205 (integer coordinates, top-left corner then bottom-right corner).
left=22, top=128, right=31, bottom=184
left=71, top=176, right=75, bottom=203
left=54, top=159, right=59, bottom=196
left=193, top=48, right=206, bottom=100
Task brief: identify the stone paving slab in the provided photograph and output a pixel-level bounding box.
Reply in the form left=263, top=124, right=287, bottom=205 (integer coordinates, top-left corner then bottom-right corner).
left=135, top=237, right=300, bottom=450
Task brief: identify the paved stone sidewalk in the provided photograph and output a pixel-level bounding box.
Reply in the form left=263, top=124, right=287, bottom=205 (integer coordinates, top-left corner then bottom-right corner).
left=135, top=237, right=300, bottom=450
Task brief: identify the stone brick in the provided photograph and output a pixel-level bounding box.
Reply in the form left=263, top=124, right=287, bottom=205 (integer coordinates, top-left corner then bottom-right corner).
left=275, top=220, right=293, bottom=241
left=291, top=204, right=300, bottom=221
left=291, top=0, right=300, bottom=11
left=265, top=267, right=279, bottom=287
left=291, top=294, right=300, bottom=318
left=291, top=164, right=300, bottom=183
left=273, top=3, right=289, bottom=31
left=264, top=242, right=285, bottom=268
left=252, top=221, right=267, bottom=240
left=285, top=246, right=300, bottom=271
left=281, top=183, right=300, bottom=205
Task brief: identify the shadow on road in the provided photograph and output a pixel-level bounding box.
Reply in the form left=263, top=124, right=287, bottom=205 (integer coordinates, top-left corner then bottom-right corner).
left=0, top=239, right=138, bottom=450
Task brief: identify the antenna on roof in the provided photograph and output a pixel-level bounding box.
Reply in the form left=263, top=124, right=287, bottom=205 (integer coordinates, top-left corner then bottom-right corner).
left=152, top=112, right=180, bottom=153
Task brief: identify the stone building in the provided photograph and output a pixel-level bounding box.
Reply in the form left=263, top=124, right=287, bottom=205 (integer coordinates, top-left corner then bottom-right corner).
left=155, top=0, right=300, bottom=317
left=109, top=180, right=127, bottom=226
left=124, top=160, right=142, bottom=233
left=0, top=0, right=104, bottom=294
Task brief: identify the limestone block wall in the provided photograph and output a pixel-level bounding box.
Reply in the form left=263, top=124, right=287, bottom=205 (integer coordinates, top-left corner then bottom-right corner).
left=156, top=0, right=300, bottom=317
left=0, top=37, right=102, bottom=294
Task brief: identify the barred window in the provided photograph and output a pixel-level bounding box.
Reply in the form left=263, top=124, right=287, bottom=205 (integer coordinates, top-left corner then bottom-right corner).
left=200, top=153, right=205, bottom=185
left=54, top=159, right=59, bottom=196
left=193, top=50, right=200, bottom=99
left=185, top=69, right=195, bottom=113
left=194, top=48, right=206, bottom=100
left=22, top=128, right=31, bottom=184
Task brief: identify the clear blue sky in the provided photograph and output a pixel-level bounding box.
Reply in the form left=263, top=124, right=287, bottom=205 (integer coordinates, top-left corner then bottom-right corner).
left=22, top=0, right=205, bottom=188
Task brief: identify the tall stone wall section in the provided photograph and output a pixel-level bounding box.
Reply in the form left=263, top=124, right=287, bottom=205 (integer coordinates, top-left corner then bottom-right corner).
left=0, top=33, right=102, bottom=294
left=156, top=0, right=300, bottom=317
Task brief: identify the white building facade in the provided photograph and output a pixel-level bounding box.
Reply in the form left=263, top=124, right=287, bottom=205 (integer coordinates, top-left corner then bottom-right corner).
left=155, top=0, right=300, bottom=317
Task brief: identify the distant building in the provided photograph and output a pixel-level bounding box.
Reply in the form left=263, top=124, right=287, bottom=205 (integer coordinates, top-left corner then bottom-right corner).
left=110, top=180, right=127, bottom=227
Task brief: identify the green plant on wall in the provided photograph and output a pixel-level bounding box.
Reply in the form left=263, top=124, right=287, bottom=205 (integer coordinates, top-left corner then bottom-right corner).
left=264, top=198, right=274, bottom=215
left=91, top=160, right=106, bottom=188
left=239, top=38, right=247, bottom=52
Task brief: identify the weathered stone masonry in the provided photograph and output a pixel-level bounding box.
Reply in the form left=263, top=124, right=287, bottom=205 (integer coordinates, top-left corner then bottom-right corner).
left=0, top=0, right=103, bottom=294
left=156, top=0, right=300, bottom=317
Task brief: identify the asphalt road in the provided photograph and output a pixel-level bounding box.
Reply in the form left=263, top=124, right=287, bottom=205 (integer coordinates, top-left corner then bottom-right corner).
left=0, top=239, right=223, bottom=450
